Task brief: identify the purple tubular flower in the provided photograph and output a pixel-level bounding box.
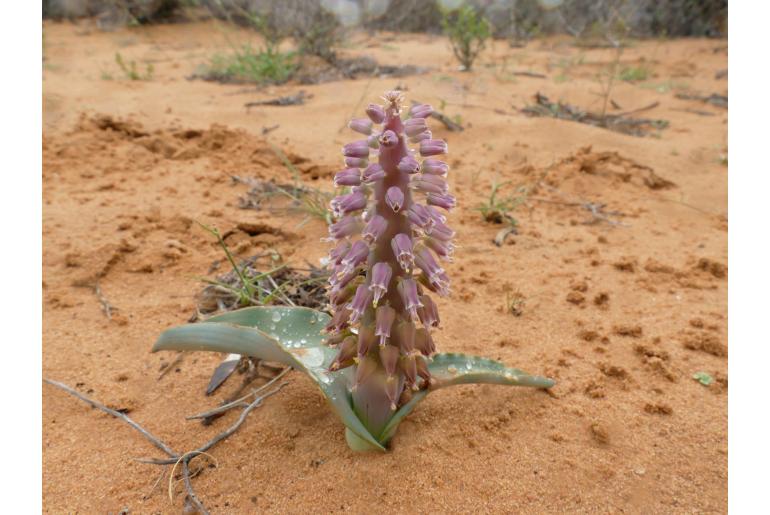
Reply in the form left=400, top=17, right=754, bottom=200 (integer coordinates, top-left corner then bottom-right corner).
left=344, top=156, right=368, bottom=168
left=379, top=130, right=398, bottom=148
left=330, top=335, right=357, bottom=370
left=407, top=203, right=433, bottom=231
left=404, top=118, right=428, bottom=137
left=357, top=325, right=376, bottom=357
left=410, top=103, right=433, bottom=119
left=414, top=247, right=444, bottom=283
left=341, top=240, right=369, bottom=273
left=424, top=236, right=455, bottom=260
left=391, top=233, right=414, bottom=271
left=419, top=139, right=448, bottom=157
left=366, top=103, right=386, bottom=124
left=422, top=159, right=449, bottom=176
left=343, top=140, right=371, bottom=159
left=362, top=215, right=387, bottom=244
left=426, top=192, right=456, bottom=211
left=379, top=344, right=399, bottom=377
left=415, top=328, right=436, bottom=356
left=397, top=155, right=420, bottom=175
left=417, top=294, right=440, bottom=328
left=409, top=131, right=432, bottom=143
left=411, top=174, right=448, bottom=195
left=367, top=133, right=380, bottom=149
left=375, top=305, right=396, bottom=346
left=328, top=240, right=351, bottom=265
left=334, top=168, right=361, bottom=187
left=348, top=284, right=373, bottom=324
left=362, top=163, right=385, bottom=183
left=429, top=221, right=455, bottom=242
left=394, top=320, right=416, bottom=353
left=369, top=262, right=392, bottom=306
left=331, top=190, right=367, bottom=217
left=385, top=186, right=405, bottom=213
left=348, top=118, right=373, bottom=135
left=425, top=205, right=447, bottom=224
left=328, top=215, right=360, bottom=240
left=402, top=353, right=417, bottom=388
left=397, top=277, right=423, bottom=320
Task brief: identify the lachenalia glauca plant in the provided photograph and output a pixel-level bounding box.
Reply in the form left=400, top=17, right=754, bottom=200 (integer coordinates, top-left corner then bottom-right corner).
left=152, top=91, right=554, bottom=451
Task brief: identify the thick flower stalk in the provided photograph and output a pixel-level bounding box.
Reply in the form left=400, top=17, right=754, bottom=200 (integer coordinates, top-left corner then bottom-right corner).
left=326, top=91, right=455, bottom=435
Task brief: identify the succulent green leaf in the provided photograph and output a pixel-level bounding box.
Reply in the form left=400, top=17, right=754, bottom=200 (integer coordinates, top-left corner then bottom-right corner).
left=152, top=306, right=385, bottom=451
left=427, top=353, right=555, bottom=389
left=378, top=352, right=554, bottom=445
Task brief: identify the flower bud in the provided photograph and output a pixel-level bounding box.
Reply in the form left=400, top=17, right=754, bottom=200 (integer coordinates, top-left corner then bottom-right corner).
left=353, top=355, right=377, bottom=389
left=410, top=103, right=433, bottom=119
left=394, top=320, right=416, bottom=353
left=379, top=344, right=400, bottom=377
left=415, top=328, right=436, bottom=356
left=401, top=353, right=418, bottom=387
left=397, top=155, right=420, bottom=175
left=343, top=140, right=371, bottom=159
left=422, top=159, right=449, bottom=176
left=333, top=168, right=361, bottom=187
left=344, top=157, right=368, bottom=168
left=385, top=186, right=404, bottom=212
left=419, top=139, right=448, bottom=157
left=357, top=324, right=376, bottom=357
left=366, top=103, right=386, bottom=124
left=404, top=118, right=428, bottom=137
left=384, top=375, right=400, bottom=410
left=348, top=118, right=373, bottom=135
left=328, top=240, right=351, bottom=265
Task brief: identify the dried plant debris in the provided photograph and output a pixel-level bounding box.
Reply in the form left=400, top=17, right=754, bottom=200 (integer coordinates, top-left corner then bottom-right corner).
left=295, top=55, right=428, bottom=85
left=412, top=100, right=464, bottom=132
left=231, top=175, right=333, bottom=223
left=675, top=92, right=727, bottom=109
left=245, top=90, right=312, bottom=108
left=195, top=253, right=330, bottom=318
left=521, top=93, right=669, bottom=137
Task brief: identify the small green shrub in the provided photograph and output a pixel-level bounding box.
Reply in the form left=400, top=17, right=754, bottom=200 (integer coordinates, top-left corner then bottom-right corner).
left=205, top=45, right=296, bottom=85
left=619, top=65, right=650, bottom=82
left=115, top=52, right=154, bottom=81
left=441, top=5, right=491, bottom=71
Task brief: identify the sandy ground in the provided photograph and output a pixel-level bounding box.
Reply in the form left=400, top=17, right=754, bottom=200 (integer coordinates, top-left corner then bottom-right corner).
left=42, top=19, right=727, bottom=514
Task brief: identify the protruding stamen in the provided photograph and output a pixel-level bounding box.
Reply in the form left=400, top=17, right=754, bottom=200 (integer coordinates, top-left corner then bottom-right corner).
left=417, top=294, right=440, bottom=328
left=385, top=186, right=405, bottom=213
left=331, top=190, right=367, bottom=217
left=369, top=262, right=392, bottom=306
left=362, top=163, right=385, bottom=183
left=397, top=277, right=423, bottom=320
left=391, top=233, right=414, bottom=271
left=362, top=215, right=387, bottom=244
left=341, top=240, right=369, bottom=273
left=347, top=284, right=372, bottom=324
left=379, top=130, right=398, bottom=148
left=375, top=305, right=396, bottom=346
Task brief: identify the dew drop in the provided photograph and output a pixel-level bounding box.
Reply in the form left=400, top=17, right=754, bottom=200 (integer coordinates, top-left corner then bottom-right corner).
left=300, top=338, right=307, bottom=345
left=271, top=311, right=282, bottom=322
left=270, top=324, right=276, bottom=331
left=464, top=361, right=473, bottom=371
left=447, top=365, right=458, bottom=375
